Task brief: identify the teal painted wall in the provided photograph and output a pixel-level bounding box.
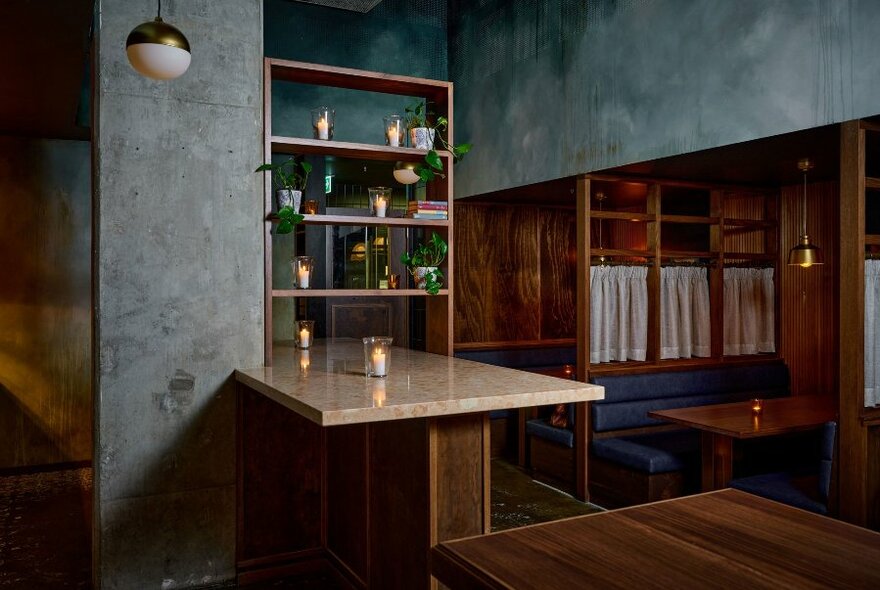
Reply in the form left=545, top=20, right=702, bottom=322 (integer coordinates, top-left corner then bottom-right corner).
left=265, top=0, right=447, bottom=143
left=449, top=0, right=880, bottom=197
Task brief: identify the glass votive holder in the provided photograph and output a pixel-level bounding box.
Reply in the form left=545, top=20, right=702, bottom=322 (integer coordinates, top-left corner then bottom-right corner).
left=751, top=398, right=764, bottom=414
left=563, top=364, right=575, bottom=380
left=303, top=199, right=318, bottom=214
left=388, top=274, right=400, bottom=289
left=384, top=114, right=404, bottom=147
left=369, top=186, right=392, bottom=218
left=295, top=320, right=315, bottom=350
left=311, top=106, right=334, bottom=140
left=299, top=349, right=311, bottom=371
left=291, top=256, right=315, bottom=289
left=363, top=336, right=393, bottom=377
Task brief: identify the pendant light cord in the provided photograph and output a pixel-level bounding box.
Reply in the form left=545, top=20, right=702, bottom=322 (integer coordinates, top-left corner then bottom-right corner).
left=158, top=0, right=162, bottom=19
left=802, top=170, right=808, bottom=236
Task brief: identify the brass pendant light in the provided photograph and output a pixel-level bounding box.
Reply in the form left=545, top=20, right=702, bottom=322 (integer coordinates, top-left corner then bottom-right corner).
left=126, top=0, right=191, bottom=80
left=787, top=158, right=824, bottom=268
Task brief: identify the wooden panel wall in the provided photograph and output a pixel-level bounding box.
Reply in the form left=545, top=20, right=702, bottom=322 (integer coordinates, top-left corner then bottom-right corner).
left=724, top=192, right=768, bottom=253
left=540, top=210, right=577, bottom=339
left=454, top=204, right=575, bottom=344
left=779, top=181, right=839, bottom=396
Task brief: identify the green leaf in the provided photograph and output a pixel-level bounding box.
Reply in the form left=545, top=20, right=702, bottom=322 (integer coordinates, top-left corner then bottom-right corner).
left=277, top=219, right=293, bottom=234
left=278, top=206, right=293, bottom=220
left=425, top=150, right=443, bottom=171
left=255, top=163, right=275, bottom=172
left=300, top=161, right=313, bottom=173
left=418, top=166, right=435, bottom=183
left=401, top=252, right=413, bottom=267
left=452, top=143, right=473, bottom=159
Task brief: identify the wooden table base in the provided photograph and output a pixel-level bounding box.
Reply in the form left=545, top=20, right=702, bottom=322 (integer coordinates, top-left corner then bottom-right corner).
left=237, top=384, right=491, bottom=589
left=701, top=431, right=734, bottom=491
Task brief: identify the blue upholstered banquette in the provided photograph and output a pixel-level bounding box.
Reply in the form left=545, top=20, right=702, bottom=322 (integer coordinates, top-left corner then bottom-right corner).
left=528, top=363, right=791, bottom=475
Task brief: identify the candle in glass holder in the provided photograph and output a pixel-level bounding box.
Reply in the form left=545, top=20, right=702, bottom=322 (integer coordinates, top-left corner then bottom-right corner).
left=384, top=114, right=403, bottom=147
left=751, top=398, right=764, bottom=414
left=291, top=256, right=314, bottom=289
left=303, top=199, right=318, bottom=215
left=311, top=107, right=334, bottom=141
left=295, top=320, right=314, bottom=350
left=368, top=187, right=392, bottom=218
left=388, top=274, right=400, bottom=289
left=363, top=336, right=392, bottom=377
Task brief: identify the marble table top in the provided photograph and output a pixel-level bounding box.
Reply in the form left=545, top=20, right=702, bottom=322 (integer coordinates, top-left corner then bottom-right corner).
left=235, top=340, right=604, bottom=426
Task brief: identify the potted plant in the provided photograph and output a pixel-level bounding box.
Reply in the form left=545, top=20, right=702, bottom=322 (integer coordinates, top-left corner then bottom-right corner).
left=255, top=157, right=312, bottom=234
left=404, top=101, right=472, bottom=183
left=401, top=232, right=448, bottom=295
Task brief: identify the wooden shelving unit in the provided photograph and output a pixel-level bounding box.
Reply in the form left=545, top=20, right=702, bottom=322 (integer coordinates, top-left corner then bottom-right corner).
left=261, top=59, right=455, bottom=363
left=578, top=174, right=780, bottom=380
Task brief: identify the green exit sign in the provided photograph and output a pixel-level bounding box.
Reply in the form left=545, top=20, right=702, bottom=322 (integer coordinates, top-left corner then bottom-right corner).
left=325, top=175, right=333, bottom=194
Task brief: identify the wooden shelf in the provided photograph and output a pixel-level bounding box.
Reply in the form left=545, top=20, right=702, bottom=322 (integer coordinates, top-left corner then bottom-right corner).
left=269, top=213, right=448, bottom=228
left=660, top=215, right=719, bottom=224
left=661, top=250, right=718, bottom=258
left=591, top=248, right=654, bottom=258
left=590, top=211, right=651, bottom=222
left=724, top=218, right=775, bottom=228
left=722, top=252, right=776, bottom=261
left=865, top=176, right=880, bottom=189
left=272, top=289, right=449, bottom=298
left=268, top=58, right=451, bottom=104
left=271, top=136, right=452, bottom=163
left=866, top=234, right=880, bottom=246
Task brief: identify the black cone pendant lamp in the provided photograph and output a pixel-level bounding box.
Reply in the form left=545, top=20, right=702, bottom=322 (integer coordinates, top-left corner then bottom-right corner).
left=126, top=0, right=191, bottom=80
left=787, top=158, right=823, bottom=268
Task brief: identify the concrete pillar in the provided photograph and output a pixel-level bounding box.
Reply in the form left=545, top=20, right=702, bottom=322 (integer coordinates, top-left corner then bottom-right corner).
left=93, top=1, right=263, bottom=587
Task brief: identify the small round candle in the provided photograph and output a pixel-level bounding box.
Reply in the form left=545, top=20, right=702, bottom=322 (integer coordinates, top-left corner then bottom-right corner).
left=316, top=117, right=329, bottom=140
left=375, top=197, right=387, bottom=217
left=372, top=351, right=386, bottom=376
left=297, top=267, right=310, bottom=289
left=299, top=327, right=311, bottom=349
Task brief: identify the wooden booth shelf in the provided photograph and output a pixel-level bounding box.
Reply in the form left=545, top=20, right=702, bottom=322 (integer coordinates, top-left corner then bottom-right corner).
left=272, top=289, right=449, bottom=298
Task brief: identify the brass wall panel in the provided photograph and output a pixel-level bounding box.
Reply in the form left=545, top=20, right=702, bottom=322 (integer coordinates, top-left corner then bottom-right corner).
left=0, top=138, right=91, bottom=468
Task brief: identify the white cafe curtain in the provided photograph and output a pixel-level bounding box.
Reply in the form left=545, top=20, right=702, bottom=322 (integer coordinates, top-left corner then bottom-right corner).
left=660, top=267, right=711, bottom=359
left=590, top=266, right=648, bottom=363
left=866, top=260, right=880, bottom=408
left=723, top=268, right=775, bottom=356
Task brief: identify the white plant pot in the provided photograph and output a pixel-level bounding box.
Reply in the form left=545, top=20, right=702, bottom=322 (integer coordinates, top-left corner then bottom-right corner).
left=409, top=127, right=436, bottom=151
left=276, top=189, right=303, bottom=213
left=412, top=266, right=439, bottom=290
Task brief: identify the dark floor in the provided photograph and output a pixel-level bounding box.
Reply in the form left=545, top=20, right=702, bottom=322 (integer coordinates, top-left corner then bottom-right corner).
left=0, top=467, right=92, bottom=589
left=490, top=458, right=603, bottom=531
left=0, top=460, right=599, bottom=589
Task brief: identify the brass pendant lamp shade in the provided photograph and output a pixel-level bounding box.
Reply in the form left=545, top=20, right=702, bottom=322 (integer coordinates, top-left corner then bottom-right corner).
left=787, top=158, right=823, bottom=268
left=126, top=0, right=191, bottom=80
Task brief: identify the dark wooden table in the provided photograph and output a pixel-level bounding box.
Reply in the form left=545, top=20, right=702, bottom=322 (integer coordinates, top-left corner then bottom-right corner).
left=431, top=489, right=880, bottom=589
left=648, top=395, right=837, bottom=491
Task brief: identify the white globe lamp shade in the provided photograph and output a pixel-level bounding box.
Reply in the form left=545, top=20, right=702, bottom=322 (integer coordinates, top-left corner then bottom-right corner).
left=126, top=18, right=191, bottom=80
left=393, top=162, right=420, bottom=185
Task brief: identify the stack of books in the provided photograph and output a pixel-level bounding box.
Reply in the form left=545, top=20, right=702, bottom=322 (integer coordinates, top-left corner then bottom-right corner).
left=406, top=200, right=448, bottom=220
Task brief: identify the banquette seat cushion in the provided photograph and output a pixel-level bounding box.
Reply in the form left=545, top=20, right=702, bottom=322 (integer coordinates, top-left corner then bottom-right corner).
left=591, top=430, right=701, bottom=474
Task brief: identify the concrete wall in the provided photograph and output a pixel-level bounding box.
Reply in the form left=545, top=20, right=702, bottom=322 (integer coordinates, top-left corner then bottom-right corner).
left=93, top=1, right=263, bottom=587
left=265, top=0, right=447, bottom=143
left=0, top=137, right=91, bottom=469
left=450, top=0, right=880, bottom=198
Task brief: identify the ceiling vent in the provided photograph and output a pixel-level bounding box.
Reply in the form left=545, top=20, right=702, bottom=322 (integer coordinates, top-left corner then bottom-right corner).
left=292, top=0, right=384, bottom=13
